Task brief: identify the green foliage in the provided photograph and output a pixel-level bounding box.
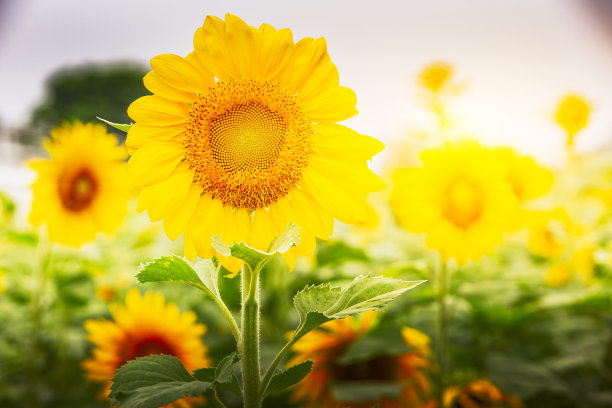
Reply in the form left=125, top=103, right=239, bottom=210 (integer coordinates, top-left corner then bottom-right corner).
left=293, top=275, right=424, bottom=340
left=265, top=361, right=313, bottom=397
left=213, top=223, right=300, bottom=271
left=110, top=355, right=211, bottom=408
left=193, top=352, right=242, bottom=397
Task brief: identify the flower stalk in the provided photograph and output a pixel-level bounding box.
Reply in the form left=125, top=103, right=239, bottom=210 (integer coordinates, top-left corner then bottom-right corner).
left=241, top=263, right=262, bottom=408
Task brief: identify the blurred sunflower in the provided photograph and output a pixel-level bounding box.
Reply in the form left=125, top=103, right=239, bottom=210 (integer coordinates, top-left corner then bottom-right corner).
left=391, top=140, right=518, bottom=264
left=554, top=94, right=591, bottom=147
left=29, top=122, right=131, bottom=246
left=83, top=289, right=210, bottom=407
left=494, top=147, right=553, bottom=204
left=126, top=13, right=384, bottom=275
left=418, top=62, right=454, bottom=93
left=444, top=380, right=523, bottom=408
left=289, top=312, right=433, bottom=408
left=525, top=209, right=572, bottom=259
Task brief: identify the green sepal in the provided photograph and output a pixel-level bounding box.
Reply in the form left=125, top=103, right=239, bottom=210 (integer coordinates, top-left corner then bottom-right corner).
left=212, top=223, right=300, bottom=271
left=97, top=116, right=133, bottom=133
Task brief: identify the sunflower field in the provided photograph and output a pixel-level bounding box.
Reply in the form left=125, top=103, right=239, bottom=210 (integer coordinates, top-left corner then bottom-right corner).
left=1, top=5, right=612, bottom=408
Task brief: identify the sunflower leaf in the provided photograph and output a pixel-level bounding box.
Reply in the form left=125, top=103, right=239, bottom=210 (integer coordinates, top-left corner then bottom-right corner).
left=325, top=275, right=425, bottom=319
left=110, top=355, right=211, bottom=408
left=137, top=256, right=210, bottom=293
left=264, top=360, right=313, bottom=397
left=97, top=116, right=133, bottom=133
left=193, top=352, right=242, bottom=397
left=293, top=276, right=424, bottom=340
left=212, top=223, right=300, bottom=271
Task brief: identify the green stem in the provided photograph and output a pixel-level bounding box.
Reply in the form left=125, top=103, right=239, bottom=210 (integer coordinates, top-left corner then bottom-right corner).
left=434, top=257, right=449, bottom=408
left=241, top=263, right=261, bottom=408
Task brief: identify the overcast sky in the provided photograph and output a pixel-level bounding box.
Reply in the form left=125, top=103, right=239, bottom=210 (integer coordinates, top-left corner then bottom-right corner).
left=1, top=0, right=612, bottom=165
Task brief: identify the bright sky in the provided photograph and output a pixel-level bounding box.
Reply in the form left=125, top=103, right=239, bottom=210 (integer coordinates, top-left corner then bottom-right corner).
left=1, top=0, right=612, bottom=165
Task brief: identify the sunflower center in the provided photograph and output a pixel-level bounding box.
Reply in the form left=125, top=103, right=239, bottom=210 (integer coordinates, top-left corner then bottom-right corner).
left=210, top=103, right=285, bottom=173
left=125, top=336, right=176, bottom=362
left=184, top=78, right=312, bottom=210
left=58, top=168, right=98, bottom=212
left=444, top=177, right=483, bottom=228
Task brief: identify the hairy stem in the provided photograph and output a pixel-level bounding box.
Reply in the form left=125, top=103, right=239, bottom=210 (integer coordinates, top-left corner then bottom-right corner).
left=241, top=263, right=261, bottom=408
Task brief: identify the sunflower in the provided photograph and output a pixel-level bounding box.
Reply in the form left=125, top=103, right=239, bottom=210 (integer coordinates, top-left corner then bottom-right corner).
left=494, top=147, right=552, bottom=204
left=126, top=13, right=384, bottom=275
left=391, top=140, right=518, bottom=264
left=83, top=289, right=210, bottom=407
left=289, top=312, right=433, bottom=408
left=418, top=62, right=454, bottom=93
left=525, top=209, right=572, bottom=258
left=554, top=94, right=591, bottom=146
left=444, top=380, right=523, bottom=408
left=29, top=122, right=131, bottom=246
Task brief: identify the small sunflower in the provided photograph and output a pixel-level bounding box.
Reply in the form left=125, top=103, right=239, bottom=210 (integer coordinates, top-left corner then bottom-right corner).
left=554, top=94, right=591, bottom=146
left=418, top=62, right=454, bottom=93
left=29, top=122, right=131, bottom=246
left=126, top=14, right=384, bottom=275
left=289, top=312, right=432, bottom=408
left=391, top=140, right=518, bottom=264
left=444, top=380, right=523, bottom=408
left=83, top=289, right=210, bottom=407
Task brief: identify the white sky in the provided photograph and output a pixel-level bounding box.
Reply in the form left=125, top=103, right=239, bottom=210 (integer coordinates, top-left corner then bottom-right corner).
left=1, top=0, right=612, bottom=165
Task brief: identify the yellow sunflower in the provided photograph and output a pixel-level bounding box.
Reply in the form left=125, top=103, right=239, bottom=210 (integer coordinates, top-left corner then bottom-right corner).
left=29, top=122, right=131, bottom=246
left=391, top=140, right=518, bottom=264
left=554, top=94, right=591, bottom=147
left=525, top=209, right=572, bottom=258
left=83, top=289, right=210, bottom=407
left=418, top=62, right=454, bottom=93
left=494, top=147, right=552, bottom=204
left=126, top=13, right=384, bottom=275
left=444, top=380, right=523, bottom=408
left=289, top=312, right=433, bottom=408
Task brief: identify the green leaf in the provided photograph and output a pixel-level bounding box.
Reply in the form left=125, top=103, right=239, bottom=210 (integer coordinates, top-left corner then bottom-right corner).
left=293, top=275, right=424, bottom=340
left=338, top=326, right=412, bottom=364
left=137, top=256, right=226, bottom=305
left=325, top=275, right=424, bottom=318
left=212, top=223, right=300, bottom=271
left=192, top=368, right=215, bottom=383
left=293, top=283, right=342, bottom=335
left=267, top=223, right=301, bottom=253
left=110, top=355, right=211, bottom=408
left=137, top=256, right=206, bottom=290
left=265, top=360, right=313, bottom=397
left=194, top=353, right=242, bottom=397
left=97, top=116, right=133, bottom=133
left=332, top=381, right=404, bottom=402
left=215, top=352, right=240, bottom=384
